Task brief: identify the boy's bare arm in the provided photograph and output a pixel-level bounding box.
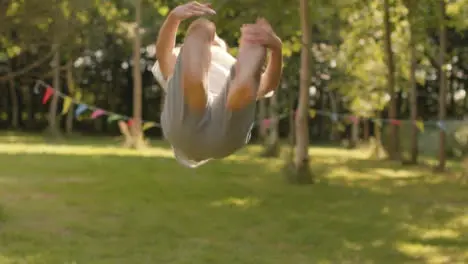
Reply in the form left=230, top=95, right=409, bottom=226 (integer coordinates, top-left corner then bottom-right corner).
left=155, top=2, right=215, bottom=80
left=244, top=18, right=282, bottom=98
left=257, top=46, right=282, bottom=98
left=155, top=13, right=180, bottom=80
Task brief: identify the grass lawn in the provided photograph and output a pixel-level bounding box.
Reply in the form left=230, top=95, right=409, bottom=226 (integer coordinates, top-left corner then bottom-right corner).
left=0, top=133, right=466, bottom=264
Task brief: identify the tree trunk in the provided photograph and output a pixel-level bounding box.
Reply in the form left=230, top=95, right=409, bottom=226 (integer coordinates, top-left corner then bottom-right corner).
left=131, top=0, right=144, bottom=149
left=350, top=118, right=359, bottom=148
left=437, top=0, right=447, bottom=171
left=329, top=92, right=339, bottom=141
left=47, top=45, right=61, bottom=138
left=288, top=88, right=295, bottom=162
left=363, top=118, right=370, bottom=141
left=65, top=60, right=74, bottom=134
left=263, top=94, right=279, bottom=157
left=257, top=99, right=267, bottom=142
left=7, top=58, right=19, bottom=129
left=290, top=0, right=313, bottom=184
left=408, top=4, right=419, bottom=164
left=8, top=78, right=19, bottom=129
left=370, top=121, right=385, bottom=159
left=383, top=0, right=400, bottom=160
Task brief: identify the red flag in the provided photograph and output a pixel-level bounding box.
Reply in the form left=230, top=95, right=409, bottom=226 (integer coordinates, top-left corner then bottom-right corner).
left=390, top=119, right=401, bottom=126
left=349, top=116, right=359, bottom=124
left=42, top=86, right=54, bottom=104
left=262, top=118, right=271, bottom=129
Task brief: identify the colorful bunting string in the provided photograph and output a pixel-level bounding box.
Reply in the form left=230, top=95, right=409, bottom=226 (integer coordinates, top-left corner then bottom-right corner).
left=35, top=79, right=467, bottom=134
left=34, top=80, right=160, bottom=132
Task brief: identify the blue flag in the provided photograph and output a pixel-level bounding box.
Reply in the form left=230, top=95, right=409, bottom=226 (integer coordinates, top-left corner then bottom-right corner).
left=75, top=104, right=88, bottom=117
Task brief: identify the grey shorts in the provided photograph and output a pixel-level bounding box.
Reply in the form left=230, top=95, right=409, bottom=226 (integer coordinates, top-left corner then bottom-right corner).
left=160, top=52, right=258, bottom=161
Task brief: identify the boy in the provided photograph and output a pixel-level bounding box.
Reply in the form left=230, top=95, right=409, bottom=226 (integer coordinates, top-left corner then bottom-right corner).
left=152, top=1, right=283, bottom=168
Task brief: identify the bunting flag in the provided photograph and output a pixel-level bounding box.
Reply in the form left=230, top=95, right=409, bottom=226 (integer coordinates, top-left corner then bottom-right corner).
left=61, top=97, right=73, bottom=115
left=91, top=109, right=106, bottom=119
left=349, top=115, right=359, bottom=124
left=33, top=82, right=40, bottom=94
left=262, top=119, right=271, bottom=129
left=32, top=79, right=468, bottom=136
left=337, top=123, right=346, bottom=132
left=390, top=119, right=402, bottom=126
left=143, top=122, right=157, bottom=131
left=42, top=86, right=54, bottom=104
left=415, top=120, right=424, bottom=132
left=75, top=104, right=88, bottom=117
left=437, top=121, right=447, bottom=132
left=331, top=113, right=338, bottom=122
left=75, top=91, right=82, bottom=101
left=107, top=114, right=122, bottom=123
left=375, top=119, right=383, bottom=127
left=309, top=109, right=316, bottom=118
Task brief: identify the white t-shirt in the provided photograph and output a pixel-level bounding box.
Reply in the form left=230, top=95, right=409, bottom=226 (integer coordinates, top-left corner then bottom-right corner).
left=152, top=45, right=274, bottom=98
left=152, top=45, right=273, bottom=168
left=152, top=45, right=236, bottom=98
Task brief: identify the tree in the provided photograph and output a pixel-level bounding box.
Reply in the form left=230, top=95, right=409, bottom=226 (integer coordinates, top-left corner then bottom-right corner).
left=65, top=60, right=76, bottom=134
left=383, top=0, right=400, bottom=160
left=404, top=0, right=420, bottom=164
left=47, top=44, right=62, bottom=137
left=437, top=0, right=447, bottom=171
left=257, top=99, right=267, bottom=142
left=131, top=0, right=144, bottom=149
left=289, top=0, right=313, bottom=184
left=262, top=93, right=280, bottom=157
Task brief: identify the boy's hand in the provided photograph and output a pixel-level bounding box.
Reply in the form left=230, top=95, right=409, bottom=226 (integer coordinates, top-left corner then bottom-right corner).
left=241, top=18, right=282, bottom=52
left=170, top=1, right=216, bottom=21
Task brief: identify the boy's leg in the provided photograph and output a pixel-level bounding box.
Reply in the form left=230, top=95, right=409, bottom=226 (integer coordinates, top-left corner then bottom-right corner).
left=180, top=18, right=216, bottom=113
left=206, top=33, right=267, bottom=158
left=226, top=31, right=267, bottom=110
left=160, top=18, right=216, bottom=158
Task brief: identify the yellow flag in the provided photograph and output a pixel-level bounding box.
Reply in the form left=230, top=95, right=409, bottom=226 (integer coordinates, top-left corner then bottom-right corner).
left=142, top=122, right=157, bottom=131
left=337, top=123, right=346, bottom=132
left=309, top=109, right=316, bottom=118
left=415, top=121, right=424, bottom=132
left=75, top=91, right=82, bottom=101
left=61, top=97, right=72, bottom=115
left=374, top=119, right=382, bottom=127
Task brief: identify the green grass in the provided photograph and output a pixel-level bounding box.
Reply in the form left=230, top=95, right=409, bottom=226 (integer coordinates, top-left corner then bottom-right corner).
left=0, top=134, right=466, bottom=264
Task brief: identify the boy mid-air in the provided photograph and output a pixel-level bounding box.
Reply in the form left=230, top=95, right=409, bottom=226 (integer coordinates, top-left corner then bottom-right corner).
left=152, top=1, right=283, bottom=168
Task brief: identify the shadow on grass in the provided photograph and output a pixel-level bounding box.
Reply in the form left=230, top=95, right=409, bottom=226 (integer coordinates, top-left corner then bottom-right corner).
left=0, top=141, right=466, bottom=263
